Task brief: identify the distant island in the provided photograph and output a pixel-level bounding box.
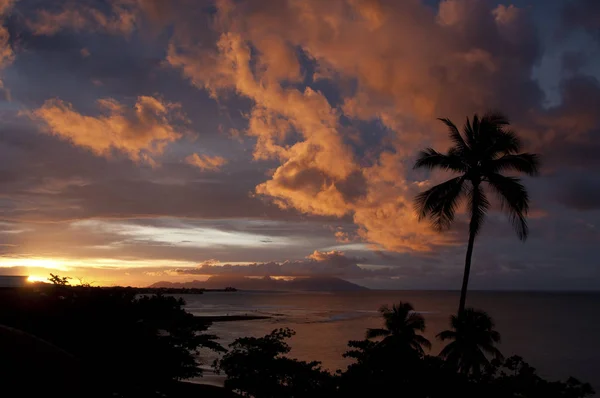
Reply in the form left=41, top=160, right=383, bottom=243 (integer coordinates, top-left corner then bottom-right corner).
left=149, top=275, right=368, bottom=292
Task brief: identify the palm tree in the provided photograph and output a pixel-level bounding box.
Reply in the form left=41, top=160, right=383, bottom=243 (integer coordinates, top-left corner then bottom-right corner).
left=366, top=302, right=431, bottom=356
left=437, top=308, right=503, bottom=376
left=413, top=112, right=540, bottom=315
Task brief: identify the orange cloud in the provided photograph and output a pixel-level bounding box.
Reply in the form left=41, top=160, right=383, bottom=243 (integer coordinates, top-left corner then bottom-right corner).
left=185, top=153, right=227, bottom=171
left=0, top=0, right=16, bottom=85
left=27, top=0, right=137, bottom=36
left=33, top=96, right=184, bottom=164
left=28, top=0, right=541, bottom=253
left=165, top=1, right=525, bottom=252
left=334, top=230, right=352, bottom=244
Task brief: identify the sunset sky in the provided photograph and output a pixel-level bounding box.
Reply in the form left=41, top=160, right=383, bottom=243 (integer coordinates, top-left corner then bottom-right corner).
left=1, top=0, right=600, bottom=289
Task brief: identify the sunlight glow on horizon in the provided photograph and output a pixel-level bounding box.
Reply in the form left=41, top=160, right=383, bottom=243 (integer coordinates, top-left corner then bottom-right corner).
left=27, top=275, right=50, bottom=283
left=0, top=257, right=68, bottom=270
left=0, top=256, right=202, bottom=287
left=0, top=256, right=196, bottom=270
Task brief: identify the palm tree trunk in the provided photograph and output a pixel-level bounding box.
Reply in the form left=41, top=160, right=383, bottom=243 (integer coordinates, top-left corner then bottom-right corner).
left=458, top=228, right=476, bottom=316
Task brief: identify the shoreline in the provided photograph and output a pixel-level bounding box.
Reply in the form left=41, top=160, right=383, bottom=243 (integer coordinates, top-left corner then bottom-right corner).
left=195, top=314, right=271, bottom=322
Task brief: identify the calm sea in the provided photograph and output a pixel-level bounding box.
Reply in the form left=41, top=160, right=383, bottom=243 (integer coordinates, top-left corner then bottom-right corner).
left=180, top=291, right=600, bottom=390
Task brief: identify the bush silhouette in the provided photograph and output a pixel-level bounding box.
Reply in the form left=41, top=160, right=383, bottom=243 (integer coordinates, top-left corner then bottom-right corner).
left=0, top=283, right=224, bottom=397
left=216, top=328, right=336, bottom=398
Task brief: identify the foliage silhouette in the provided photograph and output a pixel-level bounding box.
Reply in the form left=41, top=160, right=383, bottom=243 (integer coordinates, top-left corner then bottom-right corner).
left=49, top=272, right=71, bottom=285
left=365, top=302, right=431, bottom=357
left=342, top=303, right=464, bottom=397
left=1, top=284, right=593, bottom=398
left=214, top=301, right=593, bottom=398
left=437, top=308, right=503, bottom=376
left=341, top=339, right=472, bottom=398
left=339, top=303, right=592, bottom=398
left=0, top=281, right=224, bottom=397
left=413, top=112, right=540, bottom=314
left=484, top=356, right=595, bottom=398
left=215, top=327, right=336, bottom=397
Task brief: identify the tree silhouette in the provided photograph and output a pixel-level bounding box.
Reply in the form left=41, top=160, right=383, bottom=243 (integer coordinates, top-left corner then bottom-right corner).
left=437, top=308, right=503, bottom=377
left=0, top=284, right=225, bottom=397
left=366, top=302, right=431, bottom=356
left=216, top=328, right=335, bottom=398
left=49, top=273, right=71, bottom=285
left=414, top=112, right=540, bottom=314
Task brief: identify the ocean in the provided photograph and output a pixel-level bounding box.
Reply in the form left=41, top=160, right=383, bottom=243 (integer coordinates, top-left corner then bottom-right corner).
left=181, top=290, right=600, bottom=390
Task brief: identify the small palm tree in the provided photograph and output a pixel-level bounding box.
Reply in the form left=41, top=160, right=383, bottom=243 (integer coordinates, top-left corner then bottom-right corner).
left=414, top=112, right=540, bottom=315
left=366, top=302, right=431, bottom=356
left=437, top=308, right=503, bottom=376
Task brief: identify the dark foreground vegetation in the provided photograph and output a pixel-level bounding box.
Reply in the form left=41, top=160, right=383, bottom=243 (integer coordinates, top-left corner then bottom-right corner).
left=0, top=282, right=594, bottom=398
left=216, top=302, right=594, bottom=398
left=0, top=282, right=227, bottom=397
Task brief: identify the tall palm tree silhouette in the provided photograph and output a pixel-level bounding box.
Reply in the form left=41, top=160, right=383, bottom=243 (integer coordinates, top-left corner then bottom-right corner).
left=366, top=302, right=431, bottom=356
left=414, top=112, right=539, bottom=315
left=437, top=308, right=503, bottom=376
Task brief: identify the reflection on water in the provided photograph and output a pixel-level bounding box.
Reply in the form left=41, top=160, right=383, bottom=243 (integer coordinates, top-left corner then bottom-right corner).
left=181, top=290, right=600, bottom=390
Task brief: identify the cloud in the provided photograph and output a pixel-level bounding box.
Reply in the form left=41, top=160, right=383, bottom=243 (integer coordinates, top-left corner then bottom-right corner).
left=0, top=0, right=16, bottom=90
left=0, top=5, right=13, bottom=67
left=185, top=153, right=227, bottom=171
left=26, top=0, right=138, bottom=36
left=10, top=0, right=550, bottom=253
left=161, top=0, right=546, bottom=253
left=174, top=248, right=484, bottom=282
left=555, top=176, right=600, bottom=211
left=533, top=75, right=600, bottom=170
left=176, top=250, right=385, bottom=278
left=32, top=96, right=184, bottom=164
left=4, top=0, right=600, bottom=290
left=562, top=0, right=600, bottom=40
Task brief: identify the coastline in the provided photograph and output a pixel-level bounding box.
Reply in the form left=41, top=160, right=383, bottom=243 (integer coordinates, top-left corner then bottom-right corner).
left=195, top=314, right=271, bottom=322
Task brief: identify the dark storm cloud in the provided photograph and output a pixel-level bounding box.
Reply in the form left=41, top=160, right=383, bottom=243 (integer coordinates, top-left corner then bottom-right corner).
left=562, top=0, right=600, bottom=40
left=176, top=250, right=370, bottom=278
left=174, top=249, right=444, bottom=280
left=534, top=75, right=600, bottom=170
left=555, top=177, right=600, bottom=211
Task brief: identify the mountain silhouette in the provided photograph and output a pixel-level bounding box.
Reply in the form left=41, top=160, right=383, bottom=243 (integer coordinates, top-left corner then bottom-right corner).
left=149, top=275, right=368, bottom=292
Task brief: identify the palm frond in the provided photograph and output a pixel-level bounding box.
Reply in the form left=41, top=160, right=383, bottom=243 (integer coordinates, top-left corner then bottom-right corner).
left=449, top=314, right=460, bottom=330
left=486, top=153, right=540, bottom=176
left=490, top=129, right=522, bottom=155
left=472, top=114, right=481, bottom=142
left=485, top=173, right=529, bottom=240
left=436, top=330, right=456, bottom=341
left=438, top=118, right=470, bottom=153
left=413, top=334, right=432, bottom=351
left=366, top=328, right=390, bottom=340
left=489, top=330, right=501, bottom=343
left=413, top=148, right=467, bottom=172
left=483, top=111, right=510, bottom=126
left=463, top=117, right=477, bottom=149
left=480, top=344, right=504, bottom=362
left=414, top=177, right=466, bottom=231
left=406, top=312, right=426, bottom=331
left=378, top=304, right=391, bottom=314
left=467, top=183, right=490, bottom=237
left=392, top=302, right=414, bottom=313
left=438, top=340, right=457, bottom=359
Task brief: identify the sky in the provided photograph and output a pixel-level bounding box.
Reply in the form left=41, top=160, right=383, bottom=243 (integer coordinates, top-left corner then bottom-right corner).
left=1, top=0, right=600, bottom=289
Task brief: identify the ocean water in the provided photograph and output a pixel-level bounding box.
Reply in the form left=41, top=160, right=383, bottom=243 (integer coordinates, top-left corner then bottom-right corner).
left=181, top=290, right=600, bottom=390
